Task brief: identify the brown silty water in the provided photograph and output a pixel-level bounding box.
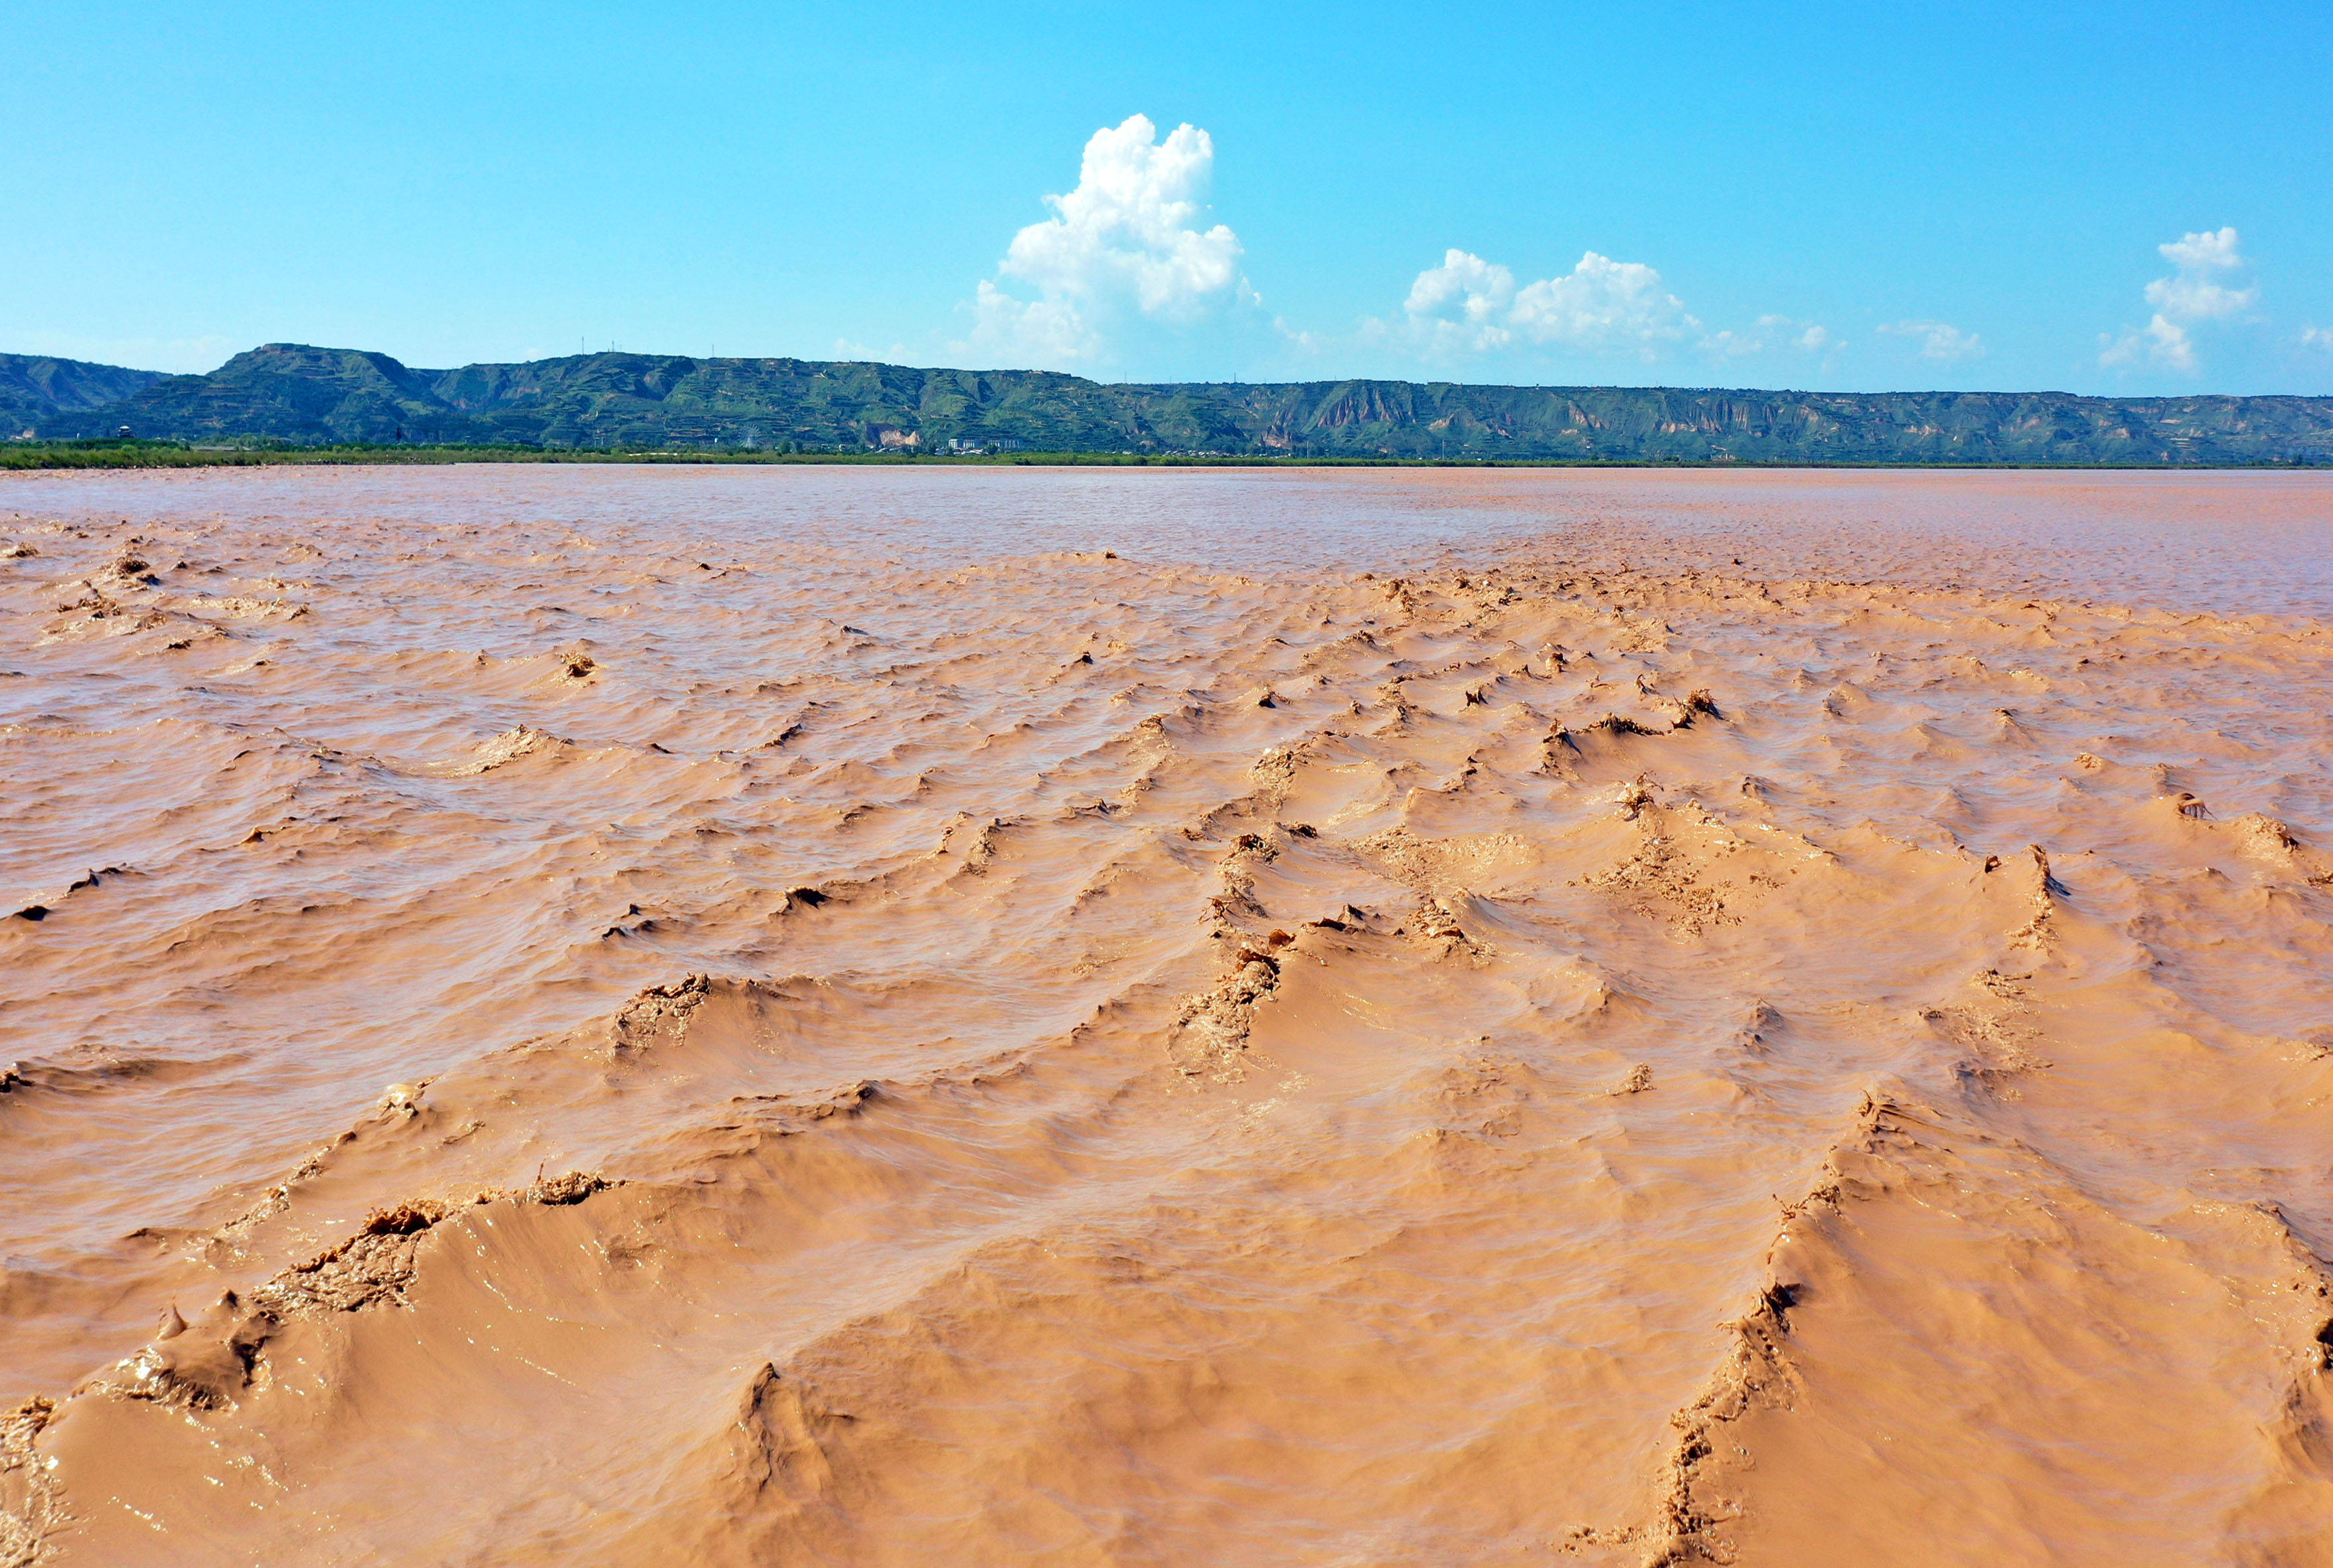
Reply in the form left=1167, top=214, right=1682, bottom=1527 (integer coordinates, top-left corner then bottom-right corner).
left=3, top=465, right=2332, bottom=1565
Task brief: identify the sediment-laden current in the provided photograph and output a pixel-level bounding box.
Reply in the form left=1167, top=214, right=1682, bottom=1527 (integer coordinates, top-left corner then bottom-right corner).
left=3, top=465, right=2332, bottom=1565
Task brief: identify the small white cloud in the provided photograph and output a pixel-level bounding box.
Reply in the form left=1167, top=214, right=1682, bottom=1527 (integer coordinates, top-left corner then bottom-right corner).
left=1271, top=316, right=1324, bottom=354
left=2150, top=316, right=2196, bottom=370
left=1396, top=248, right=1696, bottom=359
left=2159, top=227, right=2244, bottom=272
left=1403, top=250, right=1518, bottom=350
left=2303, top=325, right=2333, bottom=353
left=830, top=337, right=912, bottom=363
left=1878, top=320, right=1985, bottom=361
left=971, top=283, right=1098, bottom=364
left=1702, top=315, right=1842, bottom=358
left=2103, top=227, right=2255, bottom=372
left=965, top=114, right=1246, bottom=367
left=2100, top=315, right=2196, bottom=371
left=2144, top=274, right=2254, bottom=323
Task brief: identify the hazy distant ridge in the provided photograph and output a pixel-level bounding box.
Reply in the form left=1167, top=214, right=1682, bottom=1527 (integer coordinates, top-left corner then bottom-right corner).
left=19, top=343, right=2333, bottom=463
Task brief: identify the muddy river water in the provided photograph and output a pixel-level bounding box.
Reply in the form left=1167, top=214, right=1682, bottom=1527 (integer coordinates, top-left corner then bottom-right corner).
left=3, top=464, right=2332, bottom=1565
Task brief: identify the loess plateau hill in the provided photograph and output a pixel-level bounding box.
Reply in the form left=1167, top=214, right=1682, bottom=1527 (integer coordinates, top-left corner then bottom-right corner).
left=8, top=343, right=2333, bottom=464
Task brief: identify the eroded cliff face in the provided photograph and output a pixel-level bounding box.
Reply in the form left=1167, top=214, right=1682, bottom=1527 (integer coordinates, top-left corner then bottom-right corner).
left=3, top=464, right=2332, bottom=1565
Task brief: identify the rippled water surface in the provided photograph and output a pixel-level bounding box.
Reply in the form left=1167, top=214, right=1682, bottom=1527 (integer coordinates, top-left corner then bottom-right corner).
left=4, top=465, right=2332, bottom=1566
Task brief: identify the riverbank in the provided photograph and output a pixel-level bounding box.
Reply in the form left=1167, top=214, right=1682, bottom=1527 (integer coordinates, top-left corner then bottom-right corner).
left=7, top=439, right=2325, bottom=472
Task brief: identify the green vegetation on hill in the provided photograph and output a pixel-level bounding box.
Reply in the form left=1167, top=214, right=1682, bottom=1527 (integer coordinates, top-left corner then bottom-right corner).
left=11, top=343, right=2333, bottom=465
left=0, top=354, right=163, bottom=438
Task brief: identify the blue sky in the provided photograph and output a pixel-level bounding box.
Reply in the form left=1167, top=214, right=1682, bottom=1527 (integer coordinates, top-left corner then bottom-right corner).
left=5, top=1, right=2329, bottom=393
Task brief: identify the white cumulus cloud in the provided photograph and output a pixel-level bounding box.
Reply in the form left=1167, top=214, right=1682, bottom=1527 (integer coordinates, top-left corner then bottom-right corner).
left=968, top=114, right=1246, bottom=367
left=1396, top=248, right=1698, bottom=359
left=1877, top=320, right=1986, bottom=361
left=2303, top=325, right=2333, bottom=353
left=2101, top=226, right=2256, bottom=373
left=1403, top=250, right=1518, bottom=347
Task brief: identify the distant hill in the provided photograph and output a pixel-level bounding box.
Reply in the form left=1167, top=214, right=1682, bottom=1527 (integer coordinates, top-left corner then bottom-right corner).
left=0, top=354, right=164, bottom=437
left=20, top=341, right=2333, bottom=464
